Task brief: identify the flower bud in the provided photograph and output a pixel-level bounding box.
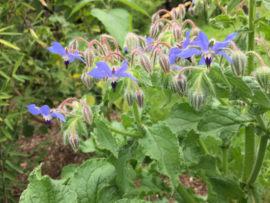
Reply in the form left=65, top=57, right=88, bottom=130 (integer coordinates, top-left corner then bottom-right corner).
left=159, top=54, right=170, bottom=74
left=151, top=13, right=160, bottom=24
left=136, top=91, right=144, bottom=108
left=255, top=67, right=270, bottom=93
left=174, top=75, right=187, bottom=98
left=230, top=51, right=246, bottom=76
left=81, top=103, right=93, bottom=124
left=242, top=5, right=249, bottom=15
left=189, top=91, right=205, bottom=110
left=69, top=40, right=78, bottom=50
left=81, top=72, right=95, bottom=89
left=139, top=54, right=153, bottom=74
left=188, top=7, right=194, bottom=17
left=171, top=9, right=179, bottom=19
left=157, top=22, right=163, bottom=32
left=85, top=48, right=95, bottom=67
left=236, top=100, right=246, bottom=107
left=172, top=24, right=182, bottom=41
left=125, top=92, right=133, bottom=107
left=150, top=25, right=158, bottom=39
left=179, top=5, right=186, bottom=19
left=125, top=32, right=138, bottom=53
left=70, top=134, right=79, bottom=150
left=191, top=27, right=200, bottom=37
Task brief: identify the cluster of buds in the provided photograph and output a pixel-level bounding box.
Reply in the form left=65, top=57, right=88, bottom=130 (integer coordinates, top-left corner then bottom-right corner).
left=230, top=51, right=246, bottom=77
left=125, top=89, right=144, bottom=108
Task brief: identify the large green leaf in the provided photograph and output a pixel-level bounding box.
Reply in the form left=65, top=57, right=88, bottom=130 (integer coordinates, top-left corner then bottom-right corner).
left=91, top=8, right=129, bottom=48
left=256, top=16, right=270, bottom=40
left=116, top=199, right=151, bottom=203
left=19, top=164, right=77, bottom=203
left=68, top=159, right=120, bottom=203
left=227, top=0, right=242, bottom=13
left=68, top=0, right=95, bottom=18
left=138, top=122, right=181, bottom=191
left=209, top=15, right=236, bottom=30
left=115, top=0, right=149, bottom=17
left=94, top=116, right=119, bottom=158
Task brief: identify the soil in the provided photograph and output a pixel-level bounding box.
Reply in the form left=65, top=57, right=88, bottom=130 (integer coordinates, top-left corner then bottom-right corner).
left=11, top=115, right=207, bottom=202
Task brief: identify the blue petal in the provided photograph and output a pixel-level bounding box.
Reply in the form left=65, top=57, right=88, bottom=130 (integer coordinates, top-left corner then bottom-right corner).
left=40, top=105, right=51, bottom=116
left=47, top=41, right=66, bottom=55
left=146, top=36, right=155, bottom=44
left=177, top=48, right=202, bottom=59
left=95, top=62, right=112, bottom=77
left=51, top=112, right=66, bottom=122
left=26, top=104, right=41, bottom=115
left=115, top=60, right=128, bottom=77
left=225, top=32, right=237, bottom=42
left=88, top=68, right=107, bottom=79
left=181, top=30, right=191, bottom=48
left=171, top=66, right=183, bottom=70
left=213, top=32, right=237, bottom=51
left=194, top=31, right=209, bottom=51
left=124, top=46, right=129, bottom=52
left=216, top=51, right=233, bottom=63
left=119, top=73, right=138, bottom=83
left=199, top=57, right=206, bottom=65
left=169, top=47, right=181, bottom=65
left=68, top=51, right=86, bottom=64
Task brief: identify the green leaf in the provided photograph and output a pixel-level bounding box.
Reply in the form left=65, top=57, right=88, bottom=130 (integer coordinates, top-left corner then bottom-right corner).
left=76, top=119, right=88, bottom=138
left=4, top=119, right=13, bottom=130
left=0, top=136, right=7, bottom=142
left=68, top=159, right=118, bottom=203
left=256, top=16, right=270, bottom=40
left=19, top=163, right=77, bottom=203
left=0, top=52, right=12, bottom=64
left=79, top=137, right=96, bottom=153
left=237, top=10, right=248, bottom=25
left=160, top=89, right=172, bottom=108
left=182, top=129, right=200, bottom=150
left=13, top=55, right=24, bottom=75
left=68, top=0, right=94, bottom=18
left=6, top=160, right=23, bottom=173
left=22, top=123, right=35, bottom=137
left=52, top=164, right=79, bottom=185
left=38, top=125, right=48, bottom=135
left=116, top=200, right=151, bottom=203
left=0, top=39, right=20, bottom=50
left=0, top=100, right=9, bottom=106
left=94, top=116, right=118, bottom=158
left=91, top=8, right=129, bottom=48
left=121, top=113, right=134, bottom=129
left=227, top=0, right=242, bottom=13
left=209, top=15, right=236, bottom=30
left=138, top=122, right=181, bottom=191
left=114, top=0, right=149, bottom=17
left=209, top=63, right=230, bottom=87
left=132, top=65, right=152, bottom=87
left=0, top=71, right=10, bottom=80
left=166, top=103, right=209, bottom=138
left=1, top=127, right=12, bottom=140
left=9, top=151, right=28, bottom=156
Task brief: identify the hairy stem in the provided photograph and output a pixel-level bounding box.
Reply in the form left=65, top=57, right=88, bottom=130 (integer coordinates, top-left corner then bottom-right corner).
left=106, top=100, right=111, bottom=122
left=132, top=102, right=142, bottom=135
left=108, top=126, right=143, bottom=138
left=241, top=124, right=255, bottom=182
left=176, top=183, right=196, bottom=203
left=246, top=51, right=265, bottom=67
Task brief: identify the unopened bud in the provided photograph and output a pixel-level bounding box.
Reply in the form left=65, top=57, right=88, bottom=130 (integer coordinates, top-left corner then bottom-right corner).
left=81, top=103, right=93, bottom=124
left=125, top=92, right=133, bottom=107
left=150, top=25, right=158, bottom=39
left=255, top=67, right=270, bottom=93
left=70, top=135, right=79, bottom=150
left=151, top=13, right=160, bottom=24
left=85, top=48, right=95, bottom=67
left=179, top=5, right=186, bottom=19
left=242, top=5, right=249, bottom=15
left=139, top=54, right=153, bottom=74
left=125, top=32, right=138, bottom=53
left=171, top=9, right=179, bottom=19
left=236, top=100, right=246, bottom=107
left=191, top=27, right=200, bottom=37
left=157, top=22, right=163, bottom=32
left=136, top=91, right=144, bottom=108
left=172, top=24, right=182, bottom=41
left=159, top=54, right=170, bottom=74
left=194, top=0, right=204, bottom=14
left=188, top=7, right=194, bottom=17
left=189, top=91, right=205, bottom=110
left=69, top=40, right=78, bottom=50
left=230, top=51, right=246, bottom=77
left=174, top=75, right=187, bottom=98
left=81, top=72, right=95, bottom=89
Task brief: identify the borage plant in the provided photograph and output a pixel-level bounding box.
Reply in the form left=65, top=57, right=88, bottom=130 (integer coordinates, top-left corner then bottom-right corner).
left=20, top=2, right=270, bottom=203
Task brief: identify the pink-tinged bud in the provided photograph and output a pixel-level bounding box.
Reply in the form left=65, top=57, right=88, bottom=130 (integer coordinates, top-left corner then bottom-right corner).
left=191, top=27, right=200, bottom=37
left=159, top=54, right=170, bottom=74
left=174, top=75, right=187, bottom=98
left=172, top=24, right=182, bottom=41
left=81, top=72, right=95, bottom=89
left=230, top=51, right=246, bottom=77
left=179, top=5, right=186, bottom=19
left=69, top=40, right=78, bottom=50
left=125, top=92, right=133, bottom=107
left=150, top=25, right=158, bottom=39
left=85, top=48, right=95, bottom=67
left=125, top=32, right=138, bottom=53
left=157, top=22, right=163, bottom=32
left=70, top=135, right=79, bottom=150
left=152, top=47, right=160, bottom=65
left=151, top=13, right=160, bottom=24
left=139, top=54, right=153, bottom=74
left=81, top=102, right=93, bottom=124
left=136, top=91, right=144, bottom=108
left=172, top=9, right=179, bottom=19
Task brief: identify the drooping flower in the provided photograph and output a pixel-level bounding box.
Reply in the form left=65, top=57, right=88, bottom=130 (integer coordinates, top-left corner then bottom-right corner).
left=26, top=104, right=66, bottom=127
left=88, top=60, right=138, bottom=92
left=177, top=31, right=237, bottom=72
left=47, top=41, right=86, bottom=69
left=169, top=30, right=191, bottom=65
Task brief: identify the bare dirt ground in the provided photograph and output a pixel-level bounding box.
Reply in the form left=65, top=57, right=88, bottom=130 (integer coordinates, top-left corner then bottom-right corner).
left=12, top=115, right=207, bottom=202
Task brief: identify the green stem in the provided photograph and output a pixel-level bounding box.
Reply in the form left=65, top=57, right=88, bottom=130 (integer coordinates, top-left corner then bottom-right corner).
left=247, top=135, right=268, bottom=185
left=105, top=100, right=111, bottom=122
left=108, top=126, right=143, bottom=138
left=241, top=124, right=255, bottom=182
left=222, top=147, right=228, bottom=175
left=132, top=101, right=141, bottom=123
left=176, top=183, right=196, bottom=203
left=197, top=138, right=221, bottom=175
left=247, top=0, right=256, bottom=75
left=218, top=98, right=228, bottom=106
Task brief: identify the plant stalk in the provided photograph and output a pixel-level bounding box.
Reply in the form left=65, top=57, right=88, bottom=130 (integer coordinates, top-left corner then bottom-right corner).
left=132, top=102, right=142, bottom=136
left=247, top=0, right=255, bottom=75
left=0, top=143, right=6, bottom=203
left=241, top=124, right=255, bottom=182
left=108, top=126, right=143, bottom=138
left=222, top=147, right=228, bottom=175
left=176, top=183, right=196, bottom=203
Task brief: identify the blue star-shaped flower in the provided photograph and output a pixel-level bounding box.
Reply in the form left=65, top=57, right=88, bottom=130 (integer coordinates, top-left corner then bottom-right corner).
left=169, top=30, right=191, bottom=65
left=26, top=104, right=66, bottom=127
left=47, top=41, right=86, bottom=69
left=177, top=31, right=237, bottom=71
left=88, top=60, right=138, bottom=92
